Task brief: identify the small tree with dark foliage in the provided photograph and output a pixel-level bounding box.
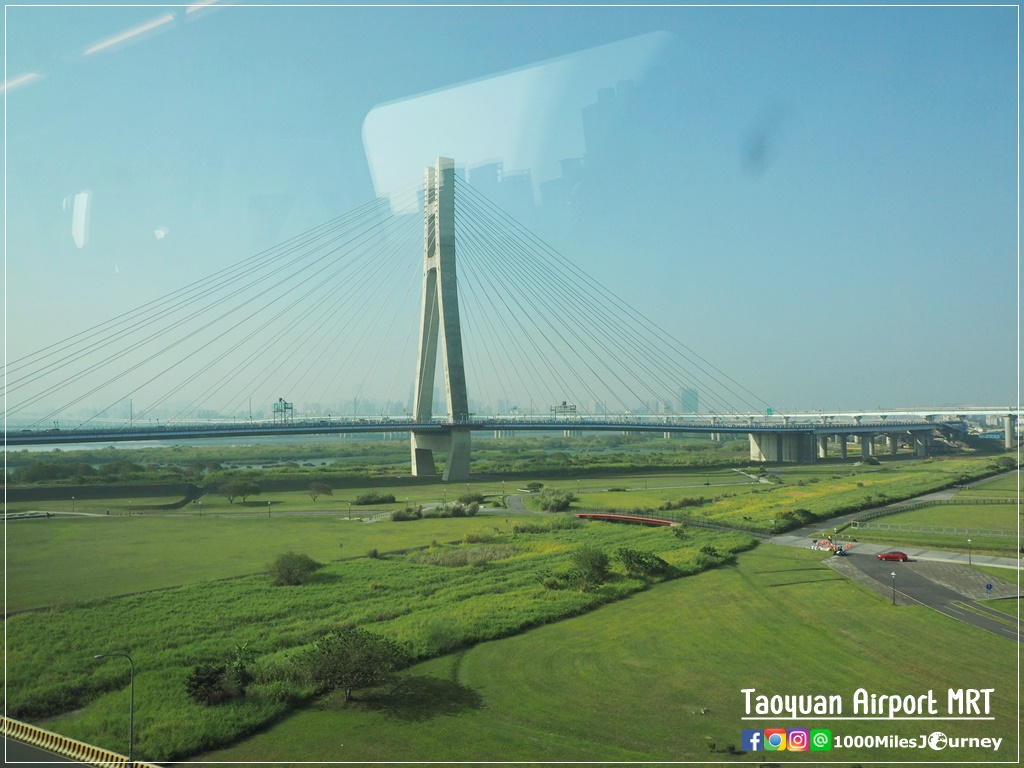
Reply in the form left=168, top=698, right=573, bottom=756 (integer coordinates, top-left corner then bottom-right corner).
left=308, top=482, right=333, bottom=502
left=305, top=627, right=408, bottom=701
left=269, top=552, right=322, bottom=586
left=185, top=663, right=230, bottom=705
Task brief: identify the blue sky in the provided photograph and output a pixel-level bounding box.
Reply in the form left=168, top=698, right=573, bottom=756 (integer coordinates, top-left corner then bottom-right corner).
left=4, top=4, right=1018, bottom=419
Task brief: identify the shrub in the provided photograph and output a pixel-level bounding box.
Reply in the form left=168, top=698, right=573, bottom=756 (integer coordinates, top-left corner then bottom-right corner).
left=268, top=552, right=322, bottom=586
left=513, top=515, right=583, bottom=534
left=185, top=663, right=232, bottom=705
left=391, top=508, right=422, bottom=522
left=458, top=492, right=485, bottom=504
left=617, top=547, right=670, bottom=577
left=538, top=488, right=575, bottom=512
left=568, top=546, right=610, bottom=590
left=367, top=547, right=380, bottom=559
left=407, top=544, right=515, bottom=568
left=355, top=492, right=396, bottom=505
left=462, top=529, right=494, bottom=544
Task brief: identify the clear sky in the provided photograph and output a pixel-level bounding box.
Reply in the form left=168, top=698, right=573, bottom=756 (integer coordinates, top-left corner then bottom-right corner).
left=4, top=3, right=1019, bottom=421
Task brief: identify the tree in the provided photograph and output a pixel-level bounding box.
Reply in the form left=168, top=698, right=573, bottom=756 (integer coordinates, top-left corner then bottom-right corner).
left=308, top=482, right=333, bottom=502
left=237, top=480, right=262, bottom=502
left=269, top=551, right=322, bottom=586
left=218, top=480, right=261, bottom=503
left=304, top=628, right=408, bottom=701
left=228, top=642, right=255, bottom=690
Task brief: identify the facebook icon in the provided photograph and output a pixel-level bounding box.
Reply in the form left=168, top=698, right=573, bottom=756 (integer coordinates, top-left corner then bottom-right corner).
left=741, top=729, right=762, bottom=751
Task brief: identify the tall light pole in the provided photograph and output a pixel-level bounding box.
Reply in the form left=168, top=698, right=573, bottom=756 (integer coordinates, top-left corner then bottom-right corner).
left=890, top=572, right=896, bottom=605
left=967, top=538, right=972, bottom=566
left=72, top=496, right=76, bottom=514
left=94, top=652, right=134, bottom=762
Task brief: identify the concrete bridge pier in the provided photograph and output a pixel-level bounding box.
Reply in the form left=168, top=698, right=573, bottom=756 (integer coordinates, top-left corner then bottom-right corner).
left=749, top=431, right=815, bottom=463
left=887, top=433, right=899, bottom=456
left=817, top=434, right=828, bottom=459
left=861, top=434, right=874, bottom=457
left=1005, top=415, right=1017, bottom=449
left=914, top=432, right=930, bottom=457
left=563, top=429, right=583, bottom=438
left=411, top=428, right=471, bottom=482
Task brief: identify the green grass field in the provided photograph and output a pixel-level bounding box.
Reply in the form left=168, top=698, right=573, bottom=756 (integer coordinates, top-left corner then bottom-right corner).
left=10, top=521, right=754, bottom=760
left=837, top=470, right=1019, bottom=556
left=3, top=513, right=530, bottom=613
left=192, top=545, right=1018, bottom=765
left=845, top=496, right=1017, bottom=557
left=956, top=472, right=1021, bottom=498
left=5, top=454, right=1017, bottom=764
left=534, top=457, right=1014, bottom=532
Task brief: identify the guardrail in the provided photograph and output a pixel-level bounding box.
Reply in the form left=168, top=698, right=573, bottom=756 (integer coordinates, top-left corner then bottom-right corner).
left=3, top=715, right=161, bottom=767
left=850, top=498, right=1018, bottom=537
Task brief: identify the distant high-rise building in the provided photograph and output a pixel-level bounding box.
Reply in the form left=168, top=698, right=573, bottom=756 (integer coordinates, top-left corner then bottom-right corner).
left=680, top=388, right=699, bottom=413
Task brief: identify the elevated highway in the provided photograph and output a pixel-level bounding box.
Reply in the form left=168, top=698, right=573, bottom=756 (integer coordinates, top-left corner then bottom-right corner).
left=7, top=407, right=1011, bottom=466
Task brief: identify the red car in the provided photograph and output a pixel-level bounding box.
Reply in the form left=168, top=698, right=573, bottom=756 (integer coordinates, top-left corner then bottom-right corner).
left=877, top=551, right=908, bottom=562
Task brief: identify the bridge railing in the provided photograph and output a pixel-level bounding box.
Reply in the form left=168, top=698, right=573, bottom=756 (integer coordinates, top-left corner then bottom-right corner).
left=573, top=507, right=771, bottom=536
left=3, top=715, right=161, bottom=767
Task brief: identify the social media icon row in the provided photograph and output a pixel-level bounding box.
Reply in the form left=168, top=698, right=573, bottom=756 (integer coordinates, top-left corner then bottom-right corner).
left=742, top=728, right=832, bottom=751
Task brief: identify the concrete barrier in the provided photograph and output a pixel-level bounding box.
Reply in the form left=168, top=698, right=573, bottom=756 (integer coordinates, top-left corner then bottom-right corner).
left=2, top=715, right=161, bottom=767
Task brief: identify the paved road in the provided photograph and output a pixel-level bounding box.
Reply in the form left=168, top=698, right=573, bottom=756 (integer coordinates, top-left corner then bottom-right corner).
left=4, top=737, right=77, bottom=765
left=828, top=553, right=1023, bottom=642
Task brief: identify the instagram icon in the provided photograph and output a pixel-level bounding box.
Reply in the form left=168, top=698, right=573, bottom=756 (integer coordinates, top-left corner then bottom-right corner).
left=788, top=728, right=809, bottom=751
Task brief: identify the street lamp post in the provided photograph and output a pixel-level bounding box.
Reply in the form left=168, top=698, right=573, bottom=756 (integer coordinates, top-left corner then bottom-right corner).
left=94, top=653, right=134, bottom=762
left=967, top=538, right=972, bottom=566
left=267, top=501, right=271, bottom=518
left=890, top=572, right=896, bottom=605
left=72, top=496, right=76, bottom=514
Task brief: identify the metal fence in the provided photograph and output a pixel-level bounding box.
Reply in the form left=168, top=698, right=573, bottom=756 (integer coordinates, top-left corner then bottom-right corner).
left=850, top=498, right=1017, bottom=538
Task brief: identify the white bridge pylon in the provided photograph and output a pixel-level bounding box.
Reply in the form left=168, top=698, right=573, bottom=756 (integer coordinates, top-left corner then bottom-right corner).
left=410, top=157, right=471, bottom=481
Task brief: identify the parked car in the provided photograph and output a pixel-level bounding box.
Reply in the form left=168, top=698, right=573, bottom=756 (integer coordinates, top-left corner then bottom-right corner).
left=877, top=551, right=908, bottom=562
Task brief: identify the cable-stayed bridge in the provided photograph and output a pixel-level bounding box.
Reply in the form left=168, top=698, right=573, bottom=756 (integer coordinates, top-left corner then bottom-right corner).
left=6, top=159, right=1013, bottom=479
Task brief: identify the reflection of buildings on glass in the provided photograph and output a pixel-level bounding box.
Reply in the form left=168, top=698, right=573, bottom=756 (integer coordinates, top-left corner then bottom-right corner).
left=465, top=81, right=641, bottom=222
left=680, top=387, right=699, bottom=413
left=466, top=161, right=534, bottom=219
left=581, top=81, right=637, bottom=170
